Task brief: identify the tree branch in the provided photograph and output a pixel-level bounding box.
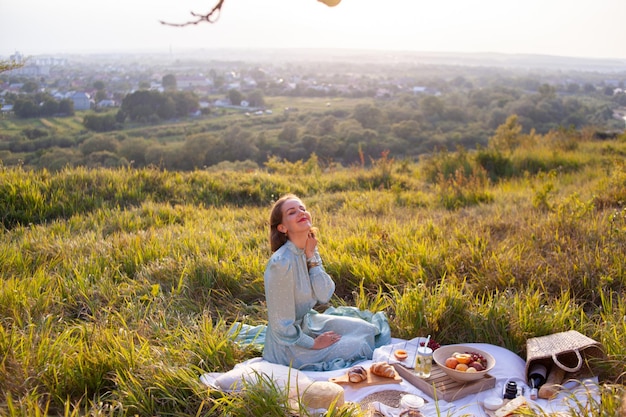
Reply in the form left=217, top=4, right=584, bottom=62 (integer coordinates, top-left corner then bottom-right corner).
left=159, top=0, right=339, bottom=27
left=160, top=0, right=226, bottom=27
left=0, top=60, right=25, bottom=74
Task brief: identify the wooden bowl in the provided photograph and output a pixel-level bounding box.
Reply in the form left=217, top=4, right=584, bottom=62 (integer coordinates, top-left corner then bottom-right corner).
left=433, top=345, right=495, bottom=382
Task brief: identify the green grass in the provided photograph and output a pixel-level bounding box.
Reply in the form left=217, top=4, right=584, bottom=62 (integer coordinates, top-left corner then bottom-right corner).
left=1, top=132, right=626, bottom=416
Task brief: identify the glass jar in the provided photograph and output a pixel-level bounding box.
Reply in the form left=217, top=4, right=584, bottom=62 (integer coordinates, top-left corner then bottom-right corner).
left=414, top=346, right=433, bottom=378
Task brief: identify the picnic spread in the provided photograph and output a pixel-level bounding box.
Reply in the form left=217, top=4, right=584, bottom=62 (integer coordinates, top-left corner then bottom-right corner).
left=200, top=331, right=604, bottom=416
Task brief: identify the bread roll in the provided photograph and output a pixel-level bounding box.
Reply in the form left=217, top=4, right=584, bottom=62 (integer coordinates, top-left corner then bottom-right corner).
left=370, top=362, right=395, bottom=378
left=347, top=365, right=367, bottom=383
left=300, top=381, right=345, bottom=409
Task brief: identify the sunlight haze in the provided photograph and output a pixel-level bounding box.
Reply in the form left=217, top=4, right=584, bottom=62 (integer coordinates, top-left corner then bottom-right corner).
left=2, top=0, right=626, bottom=60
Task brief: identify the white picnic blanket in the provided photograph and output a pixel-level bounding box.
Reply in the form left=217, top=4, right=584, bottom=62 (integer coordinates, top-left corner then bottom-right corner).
left=200, top=337, right=600, bottom=417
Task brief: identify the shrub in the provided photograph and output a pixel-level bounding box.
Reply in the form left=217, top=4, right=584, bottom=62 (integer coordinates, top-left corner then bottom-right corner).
left=435, top=168, right=494, bottom=210
left=475, top=147, right=514, bottom=181
left=79, top=135, right=119, bottom=155
left=83, top=112, right=120, bottom=132
left=420, top=146, right=474, bottom=184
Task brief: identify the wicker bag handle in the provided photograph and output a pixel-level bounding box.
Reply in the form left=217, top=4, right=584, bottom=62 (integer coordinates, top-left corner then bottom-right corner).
left=552, top=349, right=583, bottom=373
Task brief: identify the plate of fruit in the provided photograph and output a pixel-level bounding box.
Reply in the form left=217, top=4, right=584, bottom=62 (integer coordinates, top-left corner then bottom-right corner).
left=432, top=345, right=495, bottom=382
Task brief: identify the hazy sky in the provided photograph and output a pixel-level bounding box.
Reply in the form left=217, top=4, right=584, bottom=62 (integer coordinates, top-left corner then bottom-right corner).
left=2, top=0, right=626, bottom=60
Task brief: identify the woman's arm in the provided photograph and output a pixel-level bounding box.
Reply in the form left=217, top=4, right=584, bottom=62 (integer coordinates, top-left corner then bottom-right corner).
left=307, top=251, right=335, bottom=304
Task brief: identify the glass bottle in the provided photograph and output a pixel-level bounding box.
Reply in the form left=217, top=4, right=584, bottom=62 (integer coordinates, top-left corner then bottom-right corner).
left=414, top=346, right=433, bottom=378
left=528, top=363, right=548, bottom=400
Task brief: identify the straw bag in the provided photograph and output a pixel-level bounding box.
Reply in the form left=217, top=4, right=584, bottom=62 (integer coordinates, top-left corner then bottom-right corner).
left=525, top=330, right=605, bottom=380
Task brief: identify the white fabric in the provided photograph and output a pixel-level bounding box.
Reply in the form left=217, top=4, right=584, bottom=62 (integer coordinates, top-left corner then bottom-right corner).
left=202, top=357, right=314, bottom=393
left=200, top=339, right=600, bottom=417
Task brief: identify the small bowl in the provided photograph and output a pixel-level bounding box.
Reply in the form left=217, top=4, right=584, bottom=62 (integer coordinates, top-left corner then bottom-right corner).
left=432, top=344, right=495, bottom=382
left=483, top=396, right=504, bottom=411
left=400, top=394, right=425, bottom=410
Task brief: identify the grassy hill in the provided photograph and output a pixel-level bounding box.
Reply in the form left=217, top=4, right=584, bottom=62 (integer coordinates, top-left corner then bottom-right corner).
left=1, top=131, right=626, bottom=416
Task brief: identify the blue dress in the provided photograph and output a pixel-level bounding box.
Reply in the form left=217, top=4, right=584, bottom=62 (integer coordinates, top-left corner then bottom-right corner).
left=262, top=240, right=380, bottom=371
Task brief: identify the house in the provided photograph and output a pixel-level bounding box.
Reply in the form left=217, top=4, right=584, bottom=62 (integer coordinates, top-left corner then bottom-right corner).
left=213, top=98, right=231, bottom=107
left=71, top=92, right=91, bottom=111
left=178, top=76, right=212, bottom=90
left=149, top=82, right=164, bottom=92
left=97, top=99, right=117, bottom=108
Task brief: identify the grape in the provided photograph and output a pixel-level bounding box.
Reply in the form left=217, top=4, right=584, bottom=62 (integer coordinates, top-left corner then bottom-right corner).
left=428, top=340, right=441, bottom=350
left=465, top=351, right=487, bottom=367
left=419, top=340, right=441, bottom=350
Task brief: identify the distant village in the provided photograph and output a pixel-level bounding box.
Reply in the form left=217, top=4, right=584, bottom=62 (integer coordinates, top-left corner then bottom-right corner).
left=2, top=50, right=626, bottom=129
left=0, top=51, right=444, bottom=116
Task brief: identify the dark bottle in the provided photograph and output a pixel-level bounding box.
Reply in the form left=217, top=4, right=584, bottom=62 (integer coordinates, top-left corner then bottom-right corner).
left=528, top=363, right=548, bottom=387
left=528, top=363, right=548, bottom=400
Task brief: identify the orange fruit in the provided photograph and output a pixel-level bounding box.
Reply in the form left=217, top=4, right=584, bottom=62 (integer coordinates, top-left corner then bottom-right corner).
left=455, top=363, right=469, bottom=372
left=445, top=357, right=459, bottom=369
left=394, top=349, right=408, bottom=360
left=454, top=353, right=472, bottom=364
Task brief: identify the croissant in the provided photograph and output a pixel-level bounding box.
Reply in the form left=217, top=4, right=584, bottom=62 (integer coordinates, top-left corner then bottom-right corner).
left=370, top=362, right=395, bottom=378
left=347, top=365, right=368, bottom=383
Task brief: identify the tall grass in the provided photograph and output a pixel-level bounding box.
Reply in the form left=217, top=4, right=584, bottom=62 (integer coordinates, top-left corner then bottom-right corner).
left=1, top=132, right=625, bottom=415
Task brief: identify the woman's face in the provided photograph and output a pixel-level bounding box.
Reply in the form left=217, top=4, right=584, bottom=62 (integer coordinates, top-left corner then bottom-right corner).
left=278, top=198, right=312, bottom=235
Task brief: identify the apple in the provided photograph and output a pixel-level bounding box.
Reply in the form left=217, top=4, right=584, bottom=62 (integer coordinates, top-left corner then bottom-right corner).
left=317, top=0, right=341, bottom=7
left=469, top=361, right=485, bottom=371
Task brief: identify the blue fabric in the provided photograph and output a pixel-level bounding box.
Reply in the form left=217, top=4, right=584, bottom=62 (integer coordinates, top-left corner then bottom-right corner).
left=322, top=306, right=391, bottom=348
left=229, top=305, right=391, bottom=370
left=228, top=323, right=266, bottom=348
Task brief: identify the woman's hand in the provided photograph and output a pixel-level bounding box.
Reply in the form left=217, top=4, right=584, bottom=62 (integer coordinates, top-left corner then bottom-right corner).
left=312, top=331, right=341, bottom=349
left=305, top=231, right=317, bottom=260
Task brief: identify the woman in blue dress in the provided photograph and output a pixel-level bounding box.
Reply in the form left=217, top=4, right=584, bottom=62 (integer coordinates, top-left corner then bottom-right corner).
left=262, top=194, right=381, bottom=371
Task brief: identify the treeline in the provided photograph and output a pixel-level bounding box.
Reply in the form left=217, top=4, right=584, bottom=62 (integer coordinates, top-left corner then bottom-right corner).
left=142, top=84, right=622, bottom=170
left=10, top=92, right=74, bottom=118
left=2, top=82, right=625, bottom=172
left=117, top=90, right=200, bottom=123
left=82, top=90, right=201, bottom=132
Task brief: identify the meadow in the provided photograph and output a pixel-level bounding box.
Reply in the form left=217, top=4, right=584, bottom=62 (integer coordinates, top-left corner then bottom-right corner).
left=1, top=127, right=626, bottom=416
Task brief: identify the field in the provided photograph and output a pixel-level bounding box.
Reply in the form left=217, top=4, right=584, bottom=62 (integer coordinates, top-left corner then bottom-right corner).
left=1, top=131, right=626, bottom=416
